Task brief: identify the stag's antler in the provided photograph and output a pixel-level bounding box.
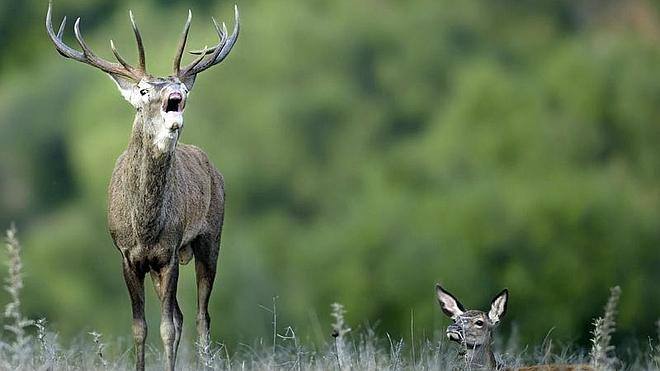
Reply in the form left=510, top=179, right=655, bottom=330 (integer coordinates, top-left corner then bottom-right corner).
left=174, top=5, right=240, bottom=79
left=46, top=1, right=146, bottom=81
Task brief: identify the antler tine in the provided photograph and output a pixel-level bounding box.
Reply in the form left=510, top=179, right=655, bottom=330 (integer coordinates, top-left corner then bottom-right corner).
left=46, top=1, right=141, bottom=80
left=110, top=39, right=136, bottom=72
left=108, top=11, right=147, bottom=76
left=187, top=45, right=210, bottom=72
left=129, top=10, right=146, bottom=73
left=179, top=5, right=240, bottom=78
left=46, top=2, right=85, bottom=60
left=73, top=17, right=130, bottom=77
left=56, top=15, right=66, bottom=38
left=173, top=9, right=193, bottom=76
left=188, top=18, right=226, bottom=55
left=178, top=24, right=225, bottom=77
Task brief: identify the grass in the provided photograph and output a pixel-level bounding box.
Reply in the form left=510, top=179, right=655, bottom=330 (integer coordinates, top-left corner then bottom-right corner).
left=1, top=225, right=659, bottom=370
left=590, top=286, right=621, bottom=370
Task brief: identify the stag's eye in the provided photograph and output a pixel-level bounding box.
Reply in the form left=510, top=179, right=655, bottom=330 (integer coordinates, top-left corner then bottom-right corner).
left=139, top=88, right=149, bottom=96
left=475, top=320, right=484, bottom=327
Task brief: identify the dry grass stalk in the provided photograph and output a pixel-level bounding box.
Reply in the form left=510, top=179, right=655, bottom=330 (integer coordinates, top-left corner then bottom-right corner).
left=3, top=224, right=35, bottom=368
left=589, top=285, right=621, bottom=371
left=331, top=302, right=351, bottom=370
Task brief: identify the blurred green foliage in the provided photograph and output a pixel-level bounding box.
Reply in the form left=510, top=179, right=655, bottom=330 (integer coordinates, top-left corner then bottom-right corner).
left=1, top=0, right=660, bottom=350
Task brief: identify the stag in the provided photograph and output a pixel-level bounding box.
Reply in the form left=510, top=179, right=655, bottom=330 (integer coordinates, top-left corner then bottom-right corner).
left=46, top=2, right=239, bottom=370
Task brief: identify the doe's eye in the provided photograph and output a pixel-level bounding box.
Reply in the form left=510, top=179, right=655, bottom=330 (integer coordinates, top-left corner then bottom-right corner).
left=475, top=320, right=484, bottom=327
left=139, top=88, right=149, bottom=96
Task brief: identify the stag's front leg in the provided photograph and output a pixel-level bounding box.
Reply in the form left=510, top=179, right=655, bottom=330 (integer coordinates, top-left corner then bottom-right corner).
left=122, top=258, right=147, bottom=371
left=157, top=260, right=180, bottom=371
left=150, top=271, right=184, bottom=358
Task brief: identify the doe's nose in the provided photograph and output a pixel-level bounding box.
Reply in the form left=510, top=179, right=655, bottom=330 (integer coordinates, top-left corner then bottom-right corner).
left=446, top=323, right=464, bottom=340
left=447, top=323, right=462, bottom=333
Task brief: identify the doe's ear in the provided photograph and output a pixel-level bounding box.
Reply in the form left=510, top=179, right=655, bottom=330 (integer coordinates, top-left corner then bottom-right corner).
left=488, top=289, right=508, bottom=325
left=107, top=74, right=138, bottom=105
left=435, top=284, right=465, bottom=320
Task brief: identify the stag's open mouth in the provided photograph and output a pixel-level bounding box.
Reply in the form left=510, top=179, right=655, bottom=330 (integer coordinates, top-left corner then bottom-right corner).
left=163, top=92, right=184, bottom=113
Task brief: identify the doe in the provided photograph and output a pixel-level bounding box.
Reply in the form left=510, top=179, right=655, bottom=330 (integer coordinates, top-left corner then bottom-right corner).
left=46, top=2, right=239, bottom=370
left=436, top=284, right=594, bottom=371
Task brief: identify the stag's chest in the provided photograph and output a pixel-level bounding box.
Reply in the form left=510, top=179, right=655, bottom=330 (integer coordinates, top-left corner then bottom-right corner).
left=108, top=194, right=184, bottom=242
left=107, top=167, right=183, bottom=246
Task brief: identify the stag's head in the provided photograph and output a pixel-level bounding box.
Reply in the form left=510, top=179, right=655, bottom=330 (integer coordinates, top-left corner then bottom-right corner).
left=435, top=284, right=508, bottom=349
left=46, top=1, right=239, bottom=152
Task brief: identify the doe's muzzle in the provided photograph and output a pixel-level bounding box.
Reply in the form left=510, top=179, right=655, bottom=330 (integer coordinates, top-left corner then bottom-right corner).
left=446, top=323, right=463, bottom=342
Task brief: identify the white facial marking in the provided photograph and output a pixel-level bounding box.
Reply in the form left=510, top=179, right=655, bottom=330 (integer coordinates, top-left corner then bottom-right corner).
left=153, top=127, right=179, bottom=153
left=161, top=110, right=184, bottom=130
left=152, top=112, right=183, bottom=152
left=153, top=88, right=186, bottom=153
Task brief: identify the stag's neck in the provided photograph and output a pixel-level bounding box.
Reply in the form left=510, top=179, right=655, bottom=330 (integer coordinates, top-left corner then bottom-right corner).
left=124, top=114, right=177, bottom=245
left=459, top=343, right=496, bottom=370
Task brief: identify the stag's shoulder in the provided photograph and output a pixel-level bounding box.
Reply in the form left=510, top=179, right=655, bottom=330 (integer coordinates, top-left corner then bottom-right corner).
left=111, top=150, right=128, bottom=172
left=108, top=150, right=130, bottom=190
left=175, top=143, right=223, bottom=185
left=176, top=143, right=214, bottom=167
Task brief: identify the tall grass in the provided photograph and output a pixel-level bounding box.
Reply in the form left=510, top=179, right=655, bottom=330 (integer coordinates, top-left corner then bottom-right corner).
left=2, top=224, right=35, bottom=369
left=1, top=225, right=659, bottom=370
left=589, top=286, right=621, bottom=370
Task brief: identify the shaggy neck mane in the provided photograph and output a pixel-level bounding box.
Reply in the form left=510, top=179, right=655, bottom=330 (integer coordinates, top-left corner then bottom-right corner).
left=124, top=113, right=175, bottom=245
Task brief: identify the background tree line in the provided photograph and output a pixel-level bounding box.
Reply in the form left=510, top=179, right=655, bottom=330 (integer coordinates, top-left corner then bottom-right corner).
left=1, top=0, right=659, bottom=349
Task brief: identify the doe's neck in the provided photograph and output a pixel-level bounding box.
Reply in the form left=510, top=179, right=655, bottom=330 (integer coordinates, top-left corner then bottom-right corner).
left=460, top=342, right=496, bottom=370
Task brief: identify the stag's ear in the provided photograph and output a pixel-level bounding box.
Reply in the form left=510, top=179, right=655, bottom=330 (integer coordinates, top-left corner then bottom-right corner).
left=108, top=74, right=139, bottom=105
left=436, top=284, right=465, bottom=320
left=488, top=289, right=508, bottom=325
left=181, top=74, right=196, bottom=92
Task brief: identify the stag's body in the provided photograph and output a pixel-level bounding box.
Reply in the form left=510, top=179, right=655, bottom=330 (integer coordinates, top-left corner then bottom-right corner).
left=108, top=139, right=224, bottom=265
left=46, top=2, right=239, bottom=369
left=108, top=131, right=225, bottom=368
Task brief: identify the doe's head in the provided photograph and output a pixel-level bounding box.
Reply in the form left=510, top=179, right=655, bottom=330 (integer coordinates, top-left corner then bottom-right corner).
left=435, top=284, right=508, bottom=348
left=45, top=1, right=239, bottom=147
